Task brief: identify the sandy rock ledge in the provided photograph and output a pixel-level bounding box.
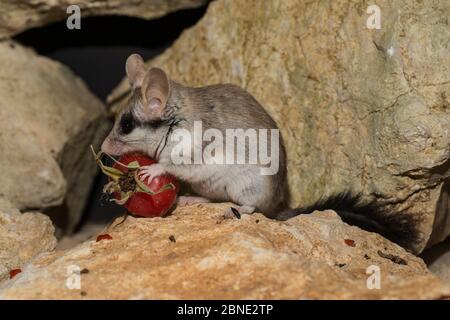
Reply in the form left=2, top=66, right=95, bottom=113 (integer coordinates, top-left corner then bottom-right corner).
left=0, top=203, right=448, bottom=299
left=0, top=198, right=57, bottom=282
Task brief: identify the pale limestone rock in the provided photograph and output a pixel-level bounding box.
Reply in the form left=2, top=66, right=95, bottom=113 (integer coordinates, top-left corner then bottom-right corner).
left=109, top=0, right=450, bottom=253
left=0, top=204, right=447, bottom=299
left=0, top=197, right=56, bottom=282
left=0, top=0, right=207, bottom=39
left=0, top=40, right=109, bottom=232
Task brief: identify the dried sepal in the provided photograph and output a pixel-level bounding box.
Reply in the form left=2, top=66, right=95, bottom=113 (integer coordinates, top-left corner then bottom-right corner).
left=103, top=181, right=120, bottom=194
left=91, top=145, right=175, bottom=201
left=90, top=145, right=141, bottom=175
left=110, top=191, right=134, bottom=205
left=125, top=160, right=140, bottom=170
left=91, top=146, right=123, bottom=181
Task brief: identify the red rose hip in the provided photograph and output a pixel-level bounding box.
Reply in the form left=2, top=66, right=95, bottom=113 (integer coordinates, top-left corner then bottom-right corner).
left=92, top=148, right=179, bottom=218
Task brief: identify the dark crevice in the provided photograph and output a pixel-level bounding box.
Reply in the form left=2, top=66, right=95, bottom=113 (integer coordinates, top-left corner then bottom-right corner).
left=426, top=179, right=450, bottom=249
left=14, top=5, right=208, bottom=101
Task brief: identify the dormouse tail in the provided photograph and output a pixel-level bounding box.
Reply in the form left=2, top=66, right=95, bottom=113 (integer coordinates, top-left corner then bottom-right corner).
left=276, top=192, right=421, bottom=253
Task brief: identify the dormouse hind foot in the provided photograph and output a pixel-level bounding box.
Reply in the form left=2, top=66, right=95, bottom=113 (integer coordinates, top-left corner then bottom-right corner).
left=223, top=205, right=255, bottom=219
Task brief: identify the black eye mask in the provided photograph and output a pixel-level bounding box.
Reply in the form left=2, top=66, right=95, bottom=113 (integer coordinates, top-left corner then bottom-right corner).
left=119, top=112, right=135, bottom=135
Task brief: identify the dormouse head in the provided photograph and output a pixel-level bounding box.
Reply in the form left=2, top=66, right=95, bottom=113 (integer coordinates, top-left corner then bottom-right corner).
left=101, top=54, right=173, bottom=159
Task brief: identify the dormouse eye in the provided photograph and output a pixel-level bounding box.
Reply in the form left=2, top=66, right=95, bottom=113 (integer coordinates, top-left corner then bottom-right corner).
left=119, top=112, right=134, bottom=135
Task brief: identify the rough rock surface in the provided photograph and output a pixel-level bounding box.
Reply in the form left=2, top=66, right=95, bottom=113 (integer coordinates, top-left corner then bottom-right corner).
left=0, top=40, right=109, bottom=232
left=0, top=203, right=448, bottom=299
left=0, top=0, right=207, bottom=39
left=0, top=197, right=56, bottom=282
left=109, top=0, right=450, bottom=253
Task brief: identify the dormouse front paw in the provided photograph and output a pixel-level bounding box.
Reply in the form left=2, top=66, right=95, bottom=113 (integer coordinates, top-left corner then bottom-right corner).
left=138, top=164, right=166, bottom=183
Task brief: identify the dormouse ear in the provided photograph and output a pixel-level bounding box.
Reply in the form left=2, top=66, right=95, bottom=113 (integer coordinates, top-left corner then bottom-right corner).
left=141, top=67, right=169, bottom=118
left=125, top=54, right=145, bottom=88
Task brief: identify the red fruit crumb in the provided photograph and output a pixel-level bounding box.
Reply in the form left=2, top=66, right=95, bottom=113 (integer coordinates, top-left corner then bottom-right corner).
left=344, top=239, right=356, bottom=247
left=9, top=268, right=22, bottom=279
left=96, top=234, right=113, bottom=242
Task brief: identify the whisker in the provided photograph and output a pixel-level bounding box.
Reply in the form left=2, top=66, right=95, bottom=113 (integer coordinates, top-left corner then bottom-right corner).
left=120, top=138, right=154, bottom=144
